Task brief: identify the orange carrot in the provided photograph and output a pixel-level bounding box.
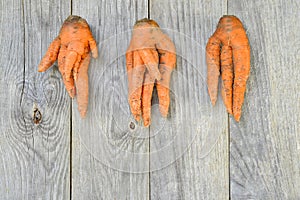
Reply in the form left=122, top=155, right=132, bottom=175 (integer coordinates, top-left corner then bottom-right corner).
left=38, top=15, right=98, bottom=118
left=206, top=15, right=250, bottom=121
left=126, top=18, right=176, bottom=126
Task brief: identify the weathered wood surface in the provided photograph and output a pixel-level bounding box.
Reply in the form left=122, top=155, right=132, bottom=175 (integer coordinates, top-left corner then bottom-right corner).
left=229, top=0, right=300, bottom=199
left=0, top=0, right=299, bottom=199
left=0, top=0, right=71, bottom=199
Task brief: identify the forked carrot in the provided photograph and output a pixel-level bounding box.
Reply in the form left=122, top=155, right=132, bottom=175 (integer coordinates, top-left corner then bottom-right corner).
left=126, top=19, right=176, bottom=126
left=38, top=15, right=98, bottom=118
left=206, top=15, right=250, bottom=121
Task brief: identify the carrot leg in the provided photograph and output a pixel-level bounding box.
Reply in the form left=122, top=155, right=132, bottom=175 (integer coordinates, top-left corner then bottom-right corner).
left=75, top=54, right=90, bottom=118
left=232, top=46, right=250, bottom=121
left=38, top=37, right=61, bottom=72
left=156, top=65, right=173, bottom=117
left=140, top=49, right=159, bottom=126
left=220, top=45, right=233, bottom=115
left=57, top=47, right=75, bottom=98
left=155, top=35, right=176, bottom=117
left=128, top=51, right=146, bottom=121
left=63, top=50, right=78, bottom=98
left=73, top=54, right=82, bottom=81
left=206, top=36, right=221, bottom=105
left=138, top=49, right=161, bottom=81
left=141, top=70, right=155, bottom=126
left=156, top=50, right=176, bottom=117
left=126, top=50, right=134, bottom=97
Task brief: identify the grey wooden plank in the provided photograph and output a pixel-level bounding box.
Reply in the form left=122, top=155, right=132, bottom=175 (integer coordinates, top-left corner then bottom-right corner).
left=149, top=0, right=229, bottom=199
left=229, top=0, right=300, bottom=199
left=0, top=1, right=25, bottom=198
left=0, top=0, right=71, bottom=199
left=71, top=0, right=149, bottom=199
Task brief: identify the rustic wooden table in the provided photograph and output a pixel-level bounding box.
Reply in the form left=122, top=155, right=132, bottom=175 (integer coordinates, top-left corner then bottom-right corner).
left=0, top=0, right=299, bottom=199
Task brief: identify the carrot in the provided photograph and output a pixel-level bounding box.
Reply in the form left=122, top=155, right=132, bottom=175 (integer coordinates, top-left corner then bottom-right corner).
left=206, top=15, right=250, bottom=121
left=126, top=18, right=176, bottom=126
left=38, top=15, right=98, bottom=118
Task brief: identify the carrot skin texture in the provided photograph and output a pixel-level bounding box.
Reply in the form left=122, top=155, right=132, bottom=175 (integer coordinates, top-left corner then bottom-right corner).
left=156, top=51, right=176, bottom=117
left=128, top=51, right=146, bottom=122
left=38, top=15, right=98, bottom=118
left=232, top=46, right=250, bottom=121
left=141, top=49, right=158, bottom=126
left=75, top=55, right=90, bottom=118
left=206, top=37, right=221, bottom=106
left=57, top=45, right=76, bottom=97
left=156, top=35, right=176, bottom=117
left=206, top=15, right=250, bottom=121
left=138, top=49, right=161, bottom=81
left=142, top=71, right=155, bottom=127
left=221, top=45, right=233, bottom=115
left=64, top=51, right=78, bottom=97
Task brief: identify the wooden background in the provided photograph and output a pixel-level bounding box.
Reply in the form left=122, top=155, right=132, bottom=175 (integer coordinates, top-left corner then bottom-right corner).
left=0, top=0, right=299, bottom=199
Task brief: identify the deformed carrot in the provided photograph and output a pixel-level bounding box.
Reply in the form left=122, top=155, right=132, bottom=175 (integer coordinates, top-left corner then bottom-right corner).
left=38, top=15, right=98, bottom=118
left=126, top=18, right=176, bottom=126
left=206, top=15, right=250, bottom=121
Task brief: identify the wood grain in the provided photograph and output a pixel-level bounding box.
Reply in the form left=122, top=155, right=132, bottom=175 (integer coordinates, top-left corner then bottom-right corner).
left=149, top=0, right=229, bottom=199
left=229, top=0, right=300, bottom=199
left=0, top=0, right=71, bottom=199
left=71, top=0, right=150, bottom=199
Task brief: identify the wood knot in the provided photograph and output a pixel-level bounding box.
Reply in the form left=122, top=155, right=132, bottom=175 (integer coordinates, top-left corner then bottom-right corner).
left=33, top=108, right=42, bottom=124
left=129, top=121, right=136, bottom=130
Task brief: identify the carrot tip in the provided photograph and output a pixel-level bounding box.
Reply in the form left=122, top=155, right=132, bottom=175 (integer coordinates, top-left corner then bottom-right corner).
left=143, top=119, right=151, bottom=127
left=160, top=111, right=168, bottom=118
left=233, top=114, right=241, bottom=122
left=68, top=88, right=76, bottom=98
left=134, top=115, right=141, bottom=122
left=208, top=91, right=217, bottom=106
left=162, top=115, right=168, bottom=118
left=210, top=98, right=217, bottom=106
left=225, top=105, right=233, bottom=115
left=91, top=48, right=98, bottom=58
left=80, top=111, right=87, bottom=118
left=38, top=66, right=45, bottom=72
